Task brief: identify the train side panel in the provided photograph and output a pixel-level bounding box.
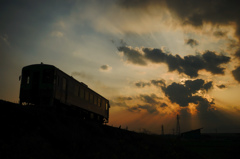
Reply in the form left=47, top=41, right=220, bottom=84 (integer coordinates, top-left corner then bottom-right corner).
left=53, top=68, right=109, bottom=122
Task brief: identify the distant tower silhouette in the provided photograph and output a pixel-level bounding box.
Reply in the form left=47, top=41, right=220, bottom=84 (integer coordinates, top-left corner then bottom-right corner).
left=161, top=125, right=164, bottom=135
left=176, top=114, right=180, bottom=136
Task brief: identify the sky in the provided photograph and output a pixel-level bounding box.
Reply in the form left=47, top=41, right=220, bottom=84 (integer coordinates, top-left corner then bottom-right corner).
left=1, top=0, right=240, bottom=134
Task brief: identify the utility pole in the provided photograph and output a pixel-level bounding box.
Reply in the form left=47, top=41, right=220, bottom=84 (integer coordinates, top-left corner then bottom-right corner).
left=176, top=114, right=180, bottom=136
left=161, top=125, right=164, bottom=135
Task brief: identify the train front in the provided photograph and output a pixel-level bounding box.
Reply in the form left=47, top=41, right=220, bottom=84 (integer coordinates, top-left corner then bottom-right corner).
left=19, top=64, right=55, bottom=106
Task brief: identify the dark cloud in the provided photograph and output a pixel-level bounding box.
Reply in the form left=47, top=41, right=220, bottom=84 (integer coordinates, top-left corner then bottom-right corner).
left=119, top=46, right=230, bottom=78
left=185, top=38, right=199, bottom=47
left=232, top=66, right=240, bottom=83
left=128, top=106, right=141, bottom=113
left=213, top=31, right=227, bottom=38
left=128, top=104, right=158, bottom=114
left=160, top=102, right=168, bottom=108
left=113, top=93, right=162, bottom=114
left=234, top=49, right=240, bottom=60
left=110, top=96, right=133, bottom=107
left=110, top=100, right=129, bottom=107
left=117, top=96, right=133, bottom=101
left=100, top=64, right=112, bottom=71
left=161, top=79, right=213, bottom=107
left=100, top=65, right=108, bottom=70
left=135, top=79, right=166, bottom=88
left=138, top=104, right=158, bottom=114
left=184, top=79, right=213, bottom=93
left=185, top=79, right=204, bottom=94
left=203, top=81, right=213, bottom=92
left=151, top=79, right=166, bottom=87
left=139, top=94, right=159, bottom=104
left=217, top=84, right=226, bottom=89
left=202, top=51, right=230, bottom=74
left=162, top=82, right=192, bottom=107
left=118, top=46, right=147, bottom=65
left=118, top=0, right=240, bottom=41
left=135, top=81, right=151, bottom=88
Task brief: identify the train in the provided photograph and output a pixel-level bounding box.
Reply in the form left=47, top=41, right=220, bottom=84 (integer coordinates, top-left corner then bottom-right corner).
left=19, top=63, right=110, bottom=123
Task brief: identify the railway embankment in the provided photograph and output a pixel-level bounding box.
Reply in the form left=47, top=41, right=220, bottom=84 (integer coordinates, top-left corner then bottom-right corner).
left=1, top=99, right=239, bottom=159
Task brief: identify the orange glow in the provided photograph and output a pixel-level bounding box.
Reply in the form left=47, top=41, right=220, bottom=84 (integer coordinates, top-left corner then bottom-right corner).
left=188, top=103, right=198, bottom=115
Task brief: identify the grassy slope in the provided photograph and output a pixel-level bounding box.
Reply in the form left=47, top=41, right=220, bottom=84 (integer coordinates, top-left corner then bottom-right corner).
left=0, top=100, right=239, bottom=159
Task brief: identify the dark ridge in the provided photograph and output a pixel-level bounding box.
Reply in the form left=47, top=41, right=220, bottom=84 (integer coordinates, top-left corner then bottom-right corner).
left=0, top=100, right=239, bottom=159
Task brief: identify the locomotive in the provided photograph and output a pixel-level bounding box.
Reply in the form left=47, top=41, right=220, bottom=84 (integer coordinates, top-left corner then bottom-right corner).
left=19, top=63, right=110, bottom=123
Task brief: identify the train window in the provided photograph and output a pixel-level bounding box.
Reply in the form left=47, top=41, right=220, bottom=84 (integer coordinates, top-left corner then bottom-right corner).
left=94, top=95, right=97, bottom=105
left=74, top=86, right=78, bottom=96
left=85, top=91, right=89, bottom=101
left=98, top=98, right=101, bottom=107
left=56, top=75, right=60, bottom=86
left=102, top=100, right=105, bottom=108
left=106, top=102, right=108, bottom=110
left=27, top=76, right=30, bottom=84
left=90, top=113, right=94, bottom=119
left=78, top=86, right=80, bottom=96
left=22, top=70, right=30, bottom=85
left=62, top=78, right=66, bottom=91
left=90, top=94, right=93, bottom=103
left=80, top=88, right=84, bottom=99
left=42, top=69, right=54, bottom=83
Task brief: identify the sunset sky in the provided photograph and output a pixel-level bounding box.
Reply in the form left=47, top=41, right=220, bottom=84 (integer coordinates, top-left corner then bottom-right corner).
left=1, top=0, right=240, bottom=134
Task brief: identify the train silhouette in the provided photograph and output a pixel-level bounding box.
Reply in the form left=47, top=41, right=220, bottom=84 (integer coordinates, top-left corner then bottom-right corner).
left=19, top=63, right=110, bottom=123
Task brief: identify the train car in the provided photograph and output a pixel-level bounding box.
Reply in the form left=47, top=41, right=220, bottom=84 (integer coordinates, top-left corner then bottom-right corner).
left=19, top=63, right=110, bottom=123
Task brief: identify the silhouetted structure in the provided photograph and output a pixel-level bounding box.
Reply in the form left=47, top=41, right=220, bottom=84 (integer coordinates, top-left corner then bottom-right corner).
left=176, top=114, right=180, bottom=136
left=181, top=128, right=203, bottom=139
left=161, top=125, right=164, bottom=135
left=19, top=63, right=110, bottom=123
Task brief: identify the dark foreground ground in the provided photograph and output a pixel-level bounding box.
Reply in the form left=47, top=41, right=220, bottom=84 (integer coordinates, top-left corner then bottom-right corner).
left=0, top=100, right=240, bottom=159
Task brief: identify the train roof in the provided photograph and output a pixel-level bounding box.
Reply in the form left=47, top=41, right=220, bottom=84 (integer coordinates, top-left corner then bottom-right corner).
left=22, top=63, right=55, bottom=70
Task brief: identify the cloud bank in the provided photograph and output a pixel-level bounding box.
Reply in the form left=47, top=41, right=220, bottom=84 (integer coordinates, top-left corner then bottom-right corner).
left=118, top=46, right=230, bottom=78
left=118, top=0, right=240, bottom=41
left=161, top=79, right=213, bottom=107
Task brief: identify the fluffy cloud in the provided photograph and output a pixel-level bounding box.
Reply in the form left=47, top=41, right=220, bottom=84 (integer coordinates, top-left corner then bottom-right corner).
left=217, top=84, right=226, bottom=89
left=139, top=94, right=160, bottom=105
left=135, top=79, right=166, bottom=88
left=100, top=64, right=112, bottom=72
left=185, top=38, right=199, bottom=47
left=213, top=31, right=227, bottom=38
left=134, top=78, right=214, bottom=110
left=135, top=81, right=151, bottom=88
left=112, top=93, right=162, bottom=114
left=160, top=102, right=168, bottom=108
left=161, top=79, right=213, bottom=107
left=128, top=104, right=158, bottom=114
left=118, top=46, right=230, bottom=78
left=150, top=79, right=166, bottom=87
left=118, top=46, right=147, bottom=65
